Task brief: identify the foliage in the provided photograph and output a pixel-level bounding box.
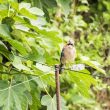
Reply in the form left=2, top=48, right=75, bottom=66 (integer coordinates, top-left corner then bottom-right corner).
left=0, top=0, right=109, bottom=110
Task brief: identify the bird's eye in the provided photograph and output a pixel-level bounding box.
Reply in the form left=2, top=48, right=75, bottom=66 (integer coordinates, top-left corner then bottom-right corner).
left=71, top=44, right=74, bottom=46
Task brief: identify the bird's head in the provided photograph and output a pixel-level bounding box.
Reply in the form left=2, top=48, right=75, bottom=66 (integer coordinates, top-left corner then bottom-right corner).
left=67, top=39, right=74, bottom=46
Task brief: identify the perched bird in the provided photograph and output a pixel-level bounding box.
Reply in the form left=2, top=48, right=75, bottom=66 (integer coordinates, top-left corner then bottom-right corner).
left=59, top=40, right=76, bottom=73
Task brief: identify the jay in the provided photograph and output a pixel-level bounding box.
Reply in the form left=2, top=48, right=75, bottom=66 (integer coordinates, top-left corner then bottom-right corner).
left=59, top=40, right=76, bottom=73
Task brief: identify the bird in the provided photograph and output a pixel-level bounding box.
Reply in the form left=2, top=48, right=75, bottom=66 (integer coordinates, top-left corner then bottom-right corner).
left=59, top=40, right=76, bottom=74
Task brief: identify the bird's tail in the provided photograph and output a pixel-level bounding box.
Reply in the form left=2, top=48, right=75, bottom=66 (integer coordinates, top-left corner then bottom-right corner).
left=59, top=63, right=64, bottom=74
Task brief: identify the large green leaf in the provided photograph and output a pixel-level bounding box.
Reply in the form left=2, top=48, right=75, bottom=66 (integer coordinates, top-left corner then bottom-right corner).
left=0, top=80, right=30, bottom=110
left=68, top=70, right=96, bottom=97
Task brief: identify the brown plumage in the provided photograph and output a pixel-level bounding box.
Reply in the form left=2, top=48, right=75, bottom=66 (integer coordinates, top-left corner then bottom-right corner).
left=59, top=40, right=76, bottom=74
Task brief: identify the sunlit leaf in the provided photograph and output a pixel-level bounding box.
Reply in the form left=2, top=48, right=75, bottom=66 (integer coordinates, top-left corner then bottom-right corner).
left=19, top=3, right=31, bottom=9
left=36, top=63, right=51, bottom=73
left=71, top=64, right=85, bottom=71
left=12, top=56, right=30, bottom=71
left=19, top=8, right=37, bottom=19
left=29, top=7, right=44, bottom=16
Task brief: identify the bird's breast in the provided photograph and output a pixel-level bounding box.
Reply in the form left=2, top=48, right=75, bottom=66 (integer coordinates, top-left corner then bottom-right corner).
left=64, top=47, right=76, bottom=63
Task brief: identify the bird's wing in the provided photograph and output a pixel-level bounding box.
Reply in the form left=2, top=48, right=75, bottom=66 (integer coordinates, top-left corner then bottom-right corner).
left=60, top=45, right=67, bottom=65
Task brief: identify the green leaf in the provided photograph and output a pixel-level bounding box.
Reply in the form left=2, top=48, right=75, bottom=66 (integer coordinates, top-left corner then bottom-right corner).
left=0, top=34, right=27, bottom=55
left=14, top=17, right=62, bottom=45
left=19, top=8, right=37, bottom=19
left=0, top=24, right=11, bottom=37
left=32, top=0, right=57, bottom=9
left=79, top=0, right=88, bottom=4
left=103, top=12, right=110, bottom=23
left=26, top=47, right=41, bottom=61
left=0, top=41, right=12, bottom=60
left=36, top=63, right=51, bottom=73
left=12, top=56, right=30, bottom=71
left=19, top=3, right=44, bottom=16
left=103, top=1, right=110, bottom=11
left=80, top=56, right=106, bottom=74
left=77, top=5, right=89, bottom=12
left=68, top=71, right=96, bottom=97
left=41, top=95, right=56, bottom=110
left=25, top=24, right=62, bottom=42
left=29, top=81, right=41, bottom=110
left=10, top=2, right=19, bottom=11
left=0, top=80, right=29, bottom=110
left=71, top=95, right=95, bottom=105
left=0, top=55, right=2, bottom=63
left=31, top=73, right=55, bottom=88
left=40, top=74, right=55, bottom=87
left=0, top=10, right=8, bottom=19
left=59, top=0, right=71, bottom=17
left=14, top=75, right=31, bottom=91
left=41, top=95, right=68, bottom=110
left=19, top=3, right=31, bottom=9
left=74, top=15, right=87, bottom=28
left=71, top=64, right=85, bottom=71
left=29, top=7, right=44, bottom=16
left=2, top=17, right=15, bottom=26
left=0, top=4, right=8, bottom=10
